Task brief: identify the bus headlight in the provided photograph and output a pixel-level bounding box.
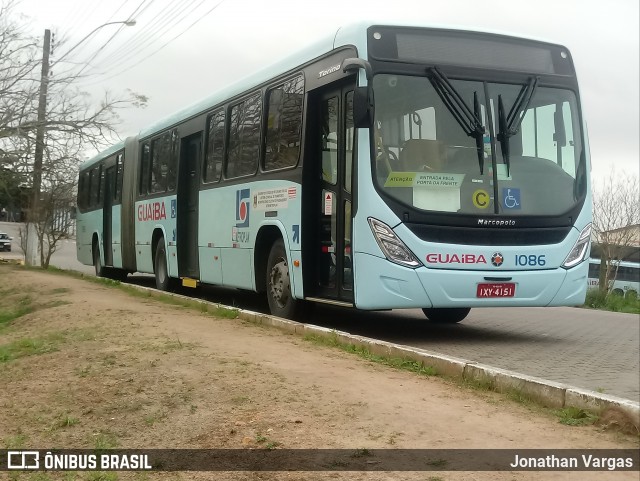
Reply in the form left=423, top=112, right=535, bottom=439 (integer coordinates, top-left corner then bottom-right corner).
left=368, top=217, right=422, bottom=268
left=562, top=223, right=591, bottom=269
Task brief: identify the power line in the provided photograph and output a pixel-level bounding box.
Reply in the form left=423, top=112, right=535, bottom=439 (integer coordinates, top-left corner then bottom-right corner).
left=91, top=0, right=203, bottom=72
left=71, top=0, right=158, bottom=78
left=82, top=0, right=224, bottom=86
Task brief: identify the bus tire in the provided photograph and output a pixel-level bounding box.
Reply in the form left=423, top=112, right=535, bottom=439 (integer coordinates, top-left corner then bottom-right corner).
left=422, top=307, right=470, bottom=323
left=154, top=237, right=174, bottom=291
left=266, top=239, right=301, bottom=319
left=93, top=243, right=104, bottom=277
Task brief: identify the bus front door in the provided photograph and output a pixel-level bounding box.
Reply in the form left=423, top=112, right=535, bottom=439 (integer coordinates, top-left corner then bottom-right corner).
left=177, top=133, right=202, bottom=281
left=313, top=87, right=354, bottom=303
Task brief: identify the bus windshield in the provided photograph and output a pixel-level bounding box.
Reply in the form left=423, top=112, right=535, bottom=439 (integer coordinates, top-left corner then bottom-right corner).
left=372, top=74, right=585, bottom=216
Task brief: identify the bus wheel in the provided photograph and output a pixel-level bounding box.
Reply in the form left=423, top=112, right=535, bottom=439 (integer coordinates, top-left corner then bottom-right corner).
left=93, top=244, right=104, bottom=277
left=422, top=307, right=470, bottom=323
left=154, top=237, right=173, bottom=291
left=266, top=239, right=300, bottom=319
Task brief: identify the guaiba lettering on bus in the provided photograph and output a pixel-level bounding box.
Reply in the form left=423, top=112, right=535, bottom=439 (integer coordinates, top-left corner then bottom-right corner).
left=137, top=202, right=167, bottom=222
left=425, top=254, right=487, bottom=264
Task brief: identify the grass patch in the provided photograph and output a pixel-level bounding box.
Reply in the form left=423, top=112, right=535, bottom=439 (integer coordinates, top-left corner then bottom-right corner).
left=94, top=432, right=119, bottom=450
left=305, top=332, right=437, bottom=377
left=52, top=413, right=80, bottom=430
left=143, top=411, right=167, bottom=426
left=49, top=287, right=72, bottom=294
left=505, top=388, right=537, bottom=407
left=139, top=337, right=198, bottom=353
left=425, top=458, right=448, bottom=468
left=0, top=336, right=60, bottom=362
left=4, top=433, right=28, bottom=449
left=350, top=448, right=372, bottom=458
left=583, top=289, right=640, bottom=314
left=555, top=406, right=599, bottom=426
left=0, top=329, right=95, bottom=363
left=117, top=284, right=239, bottom=319
left=0, top=295, right=34, bottom=329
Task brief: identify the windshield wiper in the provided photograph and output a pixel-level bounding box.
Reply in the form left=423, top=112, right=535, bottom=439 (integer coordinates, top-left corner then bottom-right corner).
left=497, top=76, right=539, bottom=176
left=427, top=67, right=485, bottom=174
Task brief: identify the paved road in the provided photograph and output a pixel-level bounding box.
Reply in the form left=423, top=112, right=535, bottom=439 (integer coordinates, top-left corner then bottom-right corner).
left=2, top=221, right=638, bottom=402
left=304, top=304, right=639, bottom=402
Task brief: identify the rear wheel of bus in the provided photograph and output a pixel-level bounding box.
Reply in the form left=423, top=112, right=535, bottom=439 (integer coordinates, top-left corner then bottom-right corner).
left=154, top=237, right=175, bottom=291
left=266, top=239, right=302, bottom=319
left=93, top=241, right=104, bottom=277
left=422, top=307, right=470, bottom=323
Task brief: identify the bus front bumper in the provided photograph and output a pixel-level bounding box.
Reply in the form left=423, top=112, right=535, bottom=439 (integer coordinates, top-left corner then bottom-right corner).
left=353, top=253, right=588, bottom=310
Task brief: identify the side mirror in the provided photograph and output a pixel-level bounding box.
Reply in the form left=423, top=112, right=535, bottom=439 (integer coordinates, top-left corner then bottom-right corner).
left=342, top=58, right=375, bottom=128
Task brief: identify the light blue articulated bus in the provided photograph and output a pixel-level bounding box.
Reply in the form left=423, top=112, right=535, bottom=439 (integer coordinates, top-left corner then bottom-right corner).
left=76, top=21, right=592, bottom=322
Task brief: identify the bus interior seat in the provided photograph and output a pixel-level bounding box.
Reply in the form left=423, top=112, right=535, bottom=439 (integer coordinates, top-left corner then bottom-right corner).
left=400, top=139, right=447, bottom=172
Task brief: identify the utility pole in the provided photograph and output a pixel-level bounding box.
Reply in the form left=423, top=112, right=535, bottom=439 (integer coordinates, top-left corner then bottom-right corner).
left=26, top=29, right=51, bottom=266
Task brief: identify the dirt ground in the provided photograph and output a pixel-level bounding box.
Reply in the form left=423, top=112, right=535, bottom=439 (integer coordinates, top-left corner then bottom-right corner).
left=0, top=264, right=638, bottom=481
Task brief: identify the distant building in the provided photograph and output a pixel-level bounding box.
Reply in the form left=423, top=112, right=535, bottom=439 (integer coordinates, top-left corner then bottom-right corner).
left=591, top=224, right=640, bottom=262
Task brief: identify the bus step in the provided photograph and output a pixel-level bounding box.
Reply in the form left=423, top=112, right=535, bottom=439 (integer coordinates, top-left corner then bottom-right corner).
left=181, top=278, right=199, bottom=288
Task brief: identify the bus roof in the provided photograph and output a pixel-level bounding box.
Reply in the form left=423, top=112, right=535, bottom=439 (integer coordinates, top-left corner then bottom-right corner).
left=135, top=20, right=565, bottom=140
left=79, top=140, right=126, bottom=171
left=81, top=20, right=566, bottom=170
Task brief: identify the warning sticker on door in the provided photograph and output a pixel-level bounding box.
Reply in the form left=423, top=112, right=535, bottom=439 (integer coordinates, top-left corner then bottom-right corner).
left=324, top=192, right=333, bottom=216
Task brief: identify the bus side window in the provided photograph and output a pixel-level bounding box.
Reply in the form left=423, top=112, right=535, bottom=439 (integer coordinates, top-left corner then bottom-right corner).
left=264, top=74, right=303, bottom=171
left=140, top=143, right=151, bottom=196
left=204, top=109, right=225, bottom=183
left=167, top=130, right=179, bottom=192
left=226, top=92, right=261, bottom=178
left=115, top=153, right=124, bottom=202
left=78, top=171, right=87, bottom=211
left=98, top=164, right=105, bottom=206
left=89, top=165, right=101, bottom=209
left=150, top=131, right=172, bottom=193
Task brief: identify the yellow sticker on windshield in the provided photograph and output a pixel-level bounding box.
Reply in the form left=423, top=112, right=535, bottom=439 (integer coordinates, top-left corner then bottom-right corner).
left=472, top=189, right=490, bottom=209
left=384, top=172, right=416, bottom=187
left=384, top=172, right=465, bottom=188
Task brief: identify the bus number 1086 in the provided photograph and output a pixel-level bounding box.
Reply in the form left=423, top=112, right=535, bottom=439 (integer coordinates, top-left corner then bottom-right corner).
left=515, top=255, right=546, bottom=267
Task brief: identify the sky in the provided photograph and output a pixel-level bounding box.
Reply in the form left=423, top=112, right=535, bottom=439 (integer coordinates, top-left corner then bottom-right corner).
left=14, top=0, right=640, bottom=183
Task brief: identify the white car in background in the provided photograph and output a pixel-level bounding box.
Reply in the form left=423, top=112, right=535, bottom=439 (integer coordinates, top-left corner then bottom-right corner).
left=0, top=232, right=12, bottom=251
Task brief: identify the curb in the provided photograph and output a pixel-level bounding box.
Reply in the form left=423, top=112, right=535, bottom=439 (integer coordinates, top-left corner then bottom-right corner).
left=119, top=284, right=640, bottom=431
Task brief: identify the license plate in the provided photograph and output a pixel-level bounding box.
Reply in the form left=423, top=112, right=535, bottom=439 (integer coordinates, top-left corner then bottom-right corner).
left=476, top=283, right=516, bottom=298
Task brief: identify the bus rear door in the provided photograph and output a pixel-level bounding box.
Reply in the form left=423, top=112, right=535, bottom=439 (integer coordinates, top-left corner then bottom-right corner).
left=177, top=133, right=202, bottom=281
left=103, top=165, right=115, bottom=266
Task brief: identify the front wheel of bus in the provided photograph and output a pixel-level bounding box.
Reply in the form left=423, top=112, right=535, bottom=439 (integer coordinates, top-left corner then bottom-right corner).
left=266, top=239, right=300, bottom=319
left=422, top=307, right=470, bottom=323
left=154, top=237, right=173, bottom=291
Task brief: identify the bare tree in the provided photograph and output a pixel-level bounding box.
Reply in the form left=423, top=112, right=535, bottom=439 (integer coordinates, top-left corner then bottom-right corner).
left=0, top=0, right=147, bottom=266
left=592, top=170, right=640, bottom=293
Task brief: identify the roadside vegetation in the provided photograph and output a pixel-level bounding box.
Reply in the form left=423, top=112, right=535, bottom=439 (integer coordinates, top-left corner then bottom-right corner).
left=582, top=288, right=640, bottom=314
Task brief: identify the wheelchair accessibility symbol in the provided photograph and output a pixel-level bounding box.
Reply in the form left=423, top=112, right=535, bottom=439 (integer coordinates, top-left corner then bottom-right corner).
left=502, top=188, right=521, bottom=210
